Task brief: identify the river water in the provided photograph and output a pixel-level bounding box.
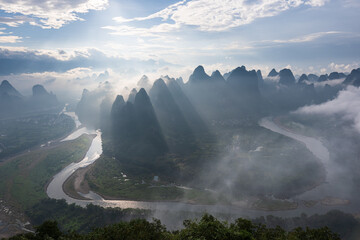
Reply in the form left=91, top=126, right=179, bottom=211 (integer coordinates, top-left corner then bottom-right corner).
left=46, top=114, right=360, bottom=219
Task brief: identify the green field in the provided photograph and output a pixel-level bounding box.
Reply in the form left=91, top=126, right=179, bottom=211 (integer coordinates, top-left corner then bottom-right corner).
left=0, top=132, right=151, bottom=234
left=0, top=114, right=75, bottom=159
left=0, top=135, right=92, bottom=210
left=85, top=155, right=223, bottom=204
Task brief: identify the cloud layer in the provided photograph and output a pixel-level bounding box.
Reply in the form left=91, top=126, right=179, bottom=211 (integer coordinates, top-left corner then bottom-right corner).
left=111, top=0, right=329, bottom=33
left=0, top=0, right=108, bottom=29
left=0, top=46, right=174, bottom=75
left=295, top=86, right=360, bottom=132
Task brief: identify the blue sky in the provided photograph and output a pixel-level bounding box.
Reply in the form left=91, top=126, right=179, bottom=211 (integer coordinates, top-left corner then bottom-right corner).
left=0, top=0, right=359, bottom=97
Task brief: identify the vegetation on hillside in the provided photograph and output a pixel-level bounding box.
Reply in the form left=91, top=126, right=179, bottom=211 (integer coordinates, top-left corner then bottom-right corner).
left=0, top=135, right=92, bottom=209
left=7, top=214, right=342, bottom=240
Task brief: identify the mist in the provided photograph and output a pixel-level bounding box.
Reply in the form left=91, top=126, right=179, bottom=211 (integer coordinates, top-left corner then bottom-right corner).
left=295, top=85, right=360, bottom=133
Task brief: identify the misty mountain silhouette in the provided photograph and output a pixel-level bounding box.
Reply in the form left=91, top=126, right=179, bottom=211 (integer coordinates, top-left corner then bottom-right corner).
left=318, top=74, right=329, bottom=82
left=137, top=75, right=152, bottom=91
left=76, top=82, right=114, bottom=128
left=343, top=69, right=360, bottom=87
left=76, top=89, right=98, bottom=127
left=128, top=88, right=137, bottom=103
left=329, top=72, right=340, bottom=80
left=227, top=66, right=259, bottom=93
left=279, top=69, right=296, bottom=85
left=149, top=78, right=196, bottom=154
left=298, top=74, right=308, bottom=84
left=0, top=80, right=23, bottom=98
left=165, top=77, right=208, bottom=134
left=0, top=80, right=25, bottom=117
left=111, top=88, right=168, bottom=160
left=185, top=65, right=267, bottom=122
left=0, top=81, right=60, bottom=118
left=227, top=66, right=267, bottom=116
left=32, top=84, right=49, bottom=96
left=188, top=65, right=211, bottom=84
left=268, top=68, right=279, bottom=77
left=111, top=95, right=125, bottom=119
left=256, top=70, right=264, bottom=84
left=307, top=74, right=319, bottom=82
left=210, top=70, right=225, bottom=82
left=30, top=84, right=59, bottom=110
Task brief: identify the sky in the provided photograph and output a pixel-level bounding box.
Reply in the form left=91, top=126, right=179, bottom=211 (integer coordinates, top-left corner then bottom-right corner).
left=0, top=0, right=359, bottom=98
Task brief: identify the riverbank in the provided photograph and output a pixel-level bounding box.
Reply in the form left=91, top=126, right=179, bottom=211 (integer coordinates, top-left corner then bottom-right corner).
left=46, top=115, right=360, bottom=222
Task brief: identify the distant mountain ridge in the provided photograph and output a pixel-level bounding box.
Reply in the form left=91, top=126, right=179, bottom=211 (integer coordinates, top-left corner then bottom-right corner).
left=343, top=68, right=360, bottom=87
left=0, top=80, right=60, bottom=118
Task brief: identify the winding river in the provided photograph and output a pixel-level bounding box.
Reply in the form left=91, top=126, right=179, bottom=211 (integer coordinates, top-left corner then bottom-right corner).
left=46, top=114, right=360, bottom=220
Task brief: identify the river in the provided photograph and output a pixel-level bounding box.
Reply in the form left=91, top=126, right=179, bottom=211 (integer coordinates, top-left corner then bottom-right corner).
left=46, top=114, right=360, bottom=220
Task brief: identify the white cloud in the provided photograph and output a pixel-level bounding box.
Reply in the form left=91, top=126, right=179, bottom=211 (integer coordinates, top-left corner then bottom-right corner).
left=306, top=78, right=345, bottom=87
left=328, top=62, right=360, bottom=73
left=0, top=0, right=108, bottom=29
left=103, top=23, right=181, bottom=37
left=0, top=35, right=22, bottom=43
left=0, top=16, right=33, bottom=27
left=110, top=0, right=328, bottom=33
left=271, top=31, right=341, bottom=43
left=305, top=0, right=329, bottom=7
left=295, top=86, right=360, bottom=133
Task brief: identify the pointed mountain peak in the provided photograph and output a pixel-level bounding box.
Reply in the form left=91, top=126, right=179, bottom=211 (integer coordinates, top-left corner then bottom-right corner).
left=137, top=75, right=152, bottom=90
left=298, top=74, right=308, bottom=83
left=134, top=88, right=151, bottom=106
left=1, top=80, right=11, bottom=87
left=111, top=94, right=126, bottom=115
left=188, top=65, right=211, bottom=83
left=149, top=78, right=173, bottom=100
left=256, top=70, right=263, bottom=82
left=211, top=70, right=221, bottom=75
left=139, top=75, right=148, bottom=81
left=211, top=70, right=225, bottom=82
left=194, top=65, right=205, bottom=73
left=128, top=88, right=137, bottom=103
left=268, top=68, right=278, bottom=77
left=114, top=95, right=125, bottom=105
left=0, top=80, right=22, bottom=97
left=153, top=78, right=167, bottom=88
left=279, top=69, right=295, bottom=85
